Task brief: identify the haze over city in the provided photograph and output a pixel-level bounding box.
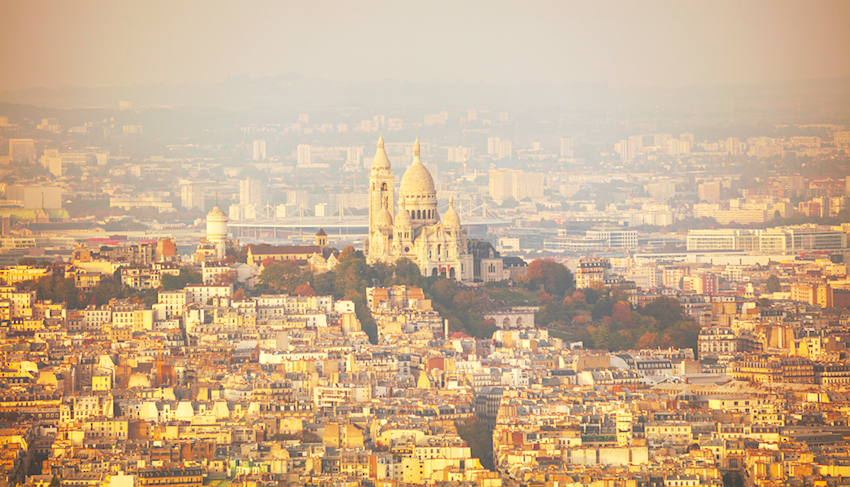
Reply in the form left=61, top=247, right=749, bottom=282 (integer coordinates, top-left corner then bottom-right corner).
left=1, top=2, right=850, bottom=487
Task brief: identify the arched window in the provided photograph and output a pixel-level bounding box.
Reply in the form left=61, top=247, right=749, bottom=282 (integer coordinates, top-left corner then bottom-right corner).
left=381, top=182, right=387, bottom=190
left=437, top=244, right=441, bottom=256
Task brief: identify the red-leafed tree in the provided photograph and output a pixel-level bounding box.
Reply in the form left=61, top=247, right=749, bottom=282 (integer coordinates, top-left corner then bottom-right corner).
left=293, top=283, right=316, bottom=297
left=611, top=301, right=633, bottom=327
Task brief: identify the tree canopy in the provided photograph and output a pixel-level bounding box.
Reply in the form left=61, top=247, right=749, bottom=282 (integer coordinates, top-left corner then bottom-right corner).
left=161, top=267, right=203, bottom=291
left=526, top=259, right=574, bottom=298
left=766, top=274, right=781, bottom=293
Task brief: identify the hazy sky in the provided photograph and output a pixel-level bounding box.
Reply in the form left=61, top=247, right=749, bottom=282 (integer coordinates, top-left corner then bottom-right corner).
left=1, top=0, right=849, bottom=91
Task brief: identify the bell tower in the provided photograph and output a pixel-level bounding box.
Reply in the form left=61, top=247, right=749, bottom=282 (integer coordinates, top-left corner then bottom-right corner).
left=368, top=135, right=395, bottom=262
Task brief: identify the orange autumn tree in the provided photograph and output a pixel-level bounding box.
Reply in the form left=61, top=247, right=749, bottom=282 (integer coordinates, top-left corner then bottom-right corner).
left=293, top=283, right=316, bottom=297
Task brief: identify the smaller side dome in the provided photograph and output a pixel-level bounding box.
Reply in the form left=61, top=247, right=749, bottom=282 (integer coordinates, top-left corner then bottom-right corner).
left=376, top=207, right=394, bottom=228
left=443, top=197, right=461, bottom=228
left=395, top=201, right=412, bottom=228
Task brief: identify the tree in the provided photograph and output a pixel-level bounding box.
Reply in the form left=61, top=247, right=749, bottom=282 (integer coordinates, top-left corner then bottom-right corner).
left=592, top=298, right=615, bottom=321
left=431, top=279, right=459, bottom=308
left=452, top=291, right=485, bottom=315
left=766, top=274, right=781, bottom=293
left=640, top=297, right=686, bottom=328
left=389, top=258, right=426, bottom=288
left=293, top=283, right=316, bottom=297
left=591, top=324, right=611, bottom=350
left=161, top=267, right=202, bottom=291
left=611, top=301, right=633, bottom=327
left=213, top=270, right=238, bottom=286
left=636, top=332, right=672, bottom=350
left=526, top=259, right=574, bottom=298
left=259, top=261, right=305, bottom=294
left=636, top=332, right=660, bottom=350
left=500, top=197, right=518, bottom=208
left=455, top=417, right=494, bottom=470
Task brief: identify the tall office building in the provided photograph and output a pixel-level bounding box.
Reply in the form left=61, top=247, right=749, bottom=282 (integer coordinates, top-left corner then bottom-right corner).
left=180, top=183, right=205, bottom=212
left=9, top=139, right=36, bottom=163
left=239, top=178, right=264, bottom=208
left=559, top=137, right=574, bottom=158
left=253, top=140, right=266, bottom=161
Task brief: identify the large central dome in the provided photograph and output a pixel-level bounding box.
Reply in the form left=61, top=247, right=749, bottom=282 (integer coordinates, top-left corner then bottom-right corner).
left=399, top=139, right=435, bottom=196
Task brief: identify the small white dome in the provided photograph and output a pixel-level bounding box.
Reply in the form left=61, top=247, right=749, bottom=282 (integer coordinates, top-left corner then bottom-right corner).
left=395, top=203, right=412, bottom=228
left=207, top=206, right=228, bottom=222
left=443, top=197, right=461, bottom=228
left=376, top=207, right=394, bottom=228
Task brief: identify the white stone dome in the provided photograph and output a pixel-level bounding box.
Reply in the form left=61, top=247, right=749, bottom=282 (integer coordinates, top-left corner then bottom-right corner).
left=399, top=139, right=435, bottom=196
left=443, top=197, right=461, bottom=228
left=371, top=135, right=391, bottom=171
left=376, top=207, right=394, bottom=228
left=395, top=204, right=412, bottom=228
left=207, top=206, right=228, bottom=222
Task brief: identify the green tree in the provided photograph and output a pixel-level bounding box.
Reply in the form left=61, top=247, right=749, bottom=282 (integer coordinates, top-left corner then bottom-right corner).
left=388, top=258, right=426, bottom=288
left=431, top=279, right=459, bottom=308
left=455, top=417, right=494, bottom=470
left=766, top=274, right=781, bottom=293
left=258, top=261, right=305, bottom=294
left=161, top=267, right=203, bottom=291
left=311, top=271, right=336, bottom=296
left=639, top=297, right=686, bottom=328
left=591, top=323, right=611, bottom=350
left=591, top=298, right=615, bottom=321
